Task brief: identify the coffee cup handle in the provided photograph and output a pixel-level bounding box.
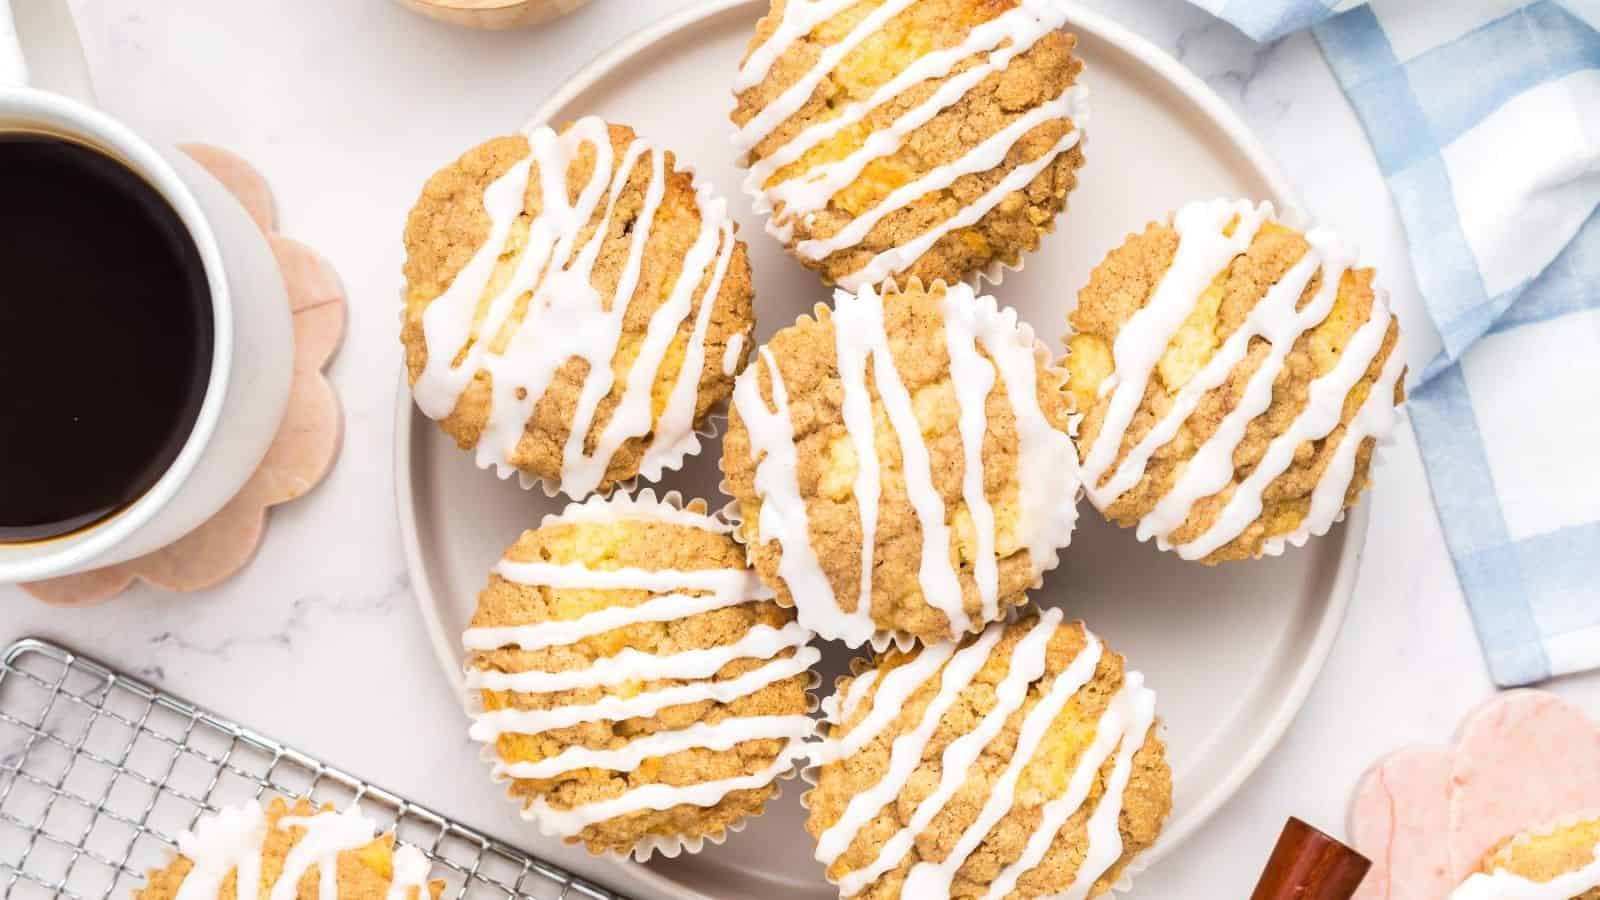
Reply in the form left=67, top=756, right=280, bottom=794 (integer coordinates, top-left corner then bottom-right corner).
left=0, top=0, right=96, bottom=103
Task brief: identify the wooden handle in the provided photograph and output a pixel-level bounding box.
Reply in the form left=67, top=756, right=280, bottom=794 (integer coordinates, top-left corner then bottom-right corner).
left=1250, top=817, right=1372, bottom=900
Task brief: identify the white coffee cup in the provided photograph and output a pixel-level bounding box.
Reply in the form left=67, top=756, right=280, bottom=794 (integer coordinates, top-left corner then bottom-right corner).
left=0, top=1, right=294, bottom=583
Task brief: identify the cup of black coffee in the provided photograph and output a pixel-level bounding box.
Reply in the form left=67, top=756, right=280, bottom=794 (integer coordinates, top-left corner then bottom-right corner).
left=0, top=2, right=294, bottom=582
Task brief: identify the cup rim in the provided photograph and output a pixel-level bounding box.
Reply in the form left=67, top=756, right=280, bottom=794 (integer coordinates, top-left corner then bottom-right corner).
left=0, top=87, right=234, bottom=583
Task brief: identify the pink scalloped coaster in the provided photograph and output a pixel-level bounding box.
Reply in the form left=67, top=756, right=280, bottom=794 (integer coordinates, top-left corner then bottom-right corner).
left=1348, top=690, right=1600, bottom=899
left=21, top=145, right=345, bottom=607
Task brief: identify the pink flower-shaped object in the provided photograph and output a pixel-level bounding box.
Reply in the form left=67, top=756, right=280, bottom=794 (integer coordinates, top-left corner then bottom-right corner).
left=21, top=146, right=344, bottom=606
left=1349, top=690, right=1600, bottom=899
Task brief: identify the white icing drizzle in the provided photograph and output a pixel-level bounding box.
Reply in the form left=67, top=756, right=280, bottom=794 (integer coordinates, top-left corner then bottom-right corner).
left=273, top=811, right=389, bottom=900
left=722, top=332, right=747, bottom=376
left=816, top=622, right=1007, bottom=867
left=1095, top=230, right=1332, bottom=509
left=174, top=802, right=432, bottom=900
left=490, top=559, right=757, bottom=596
left=731, top=283, right=1078, bottom=645
left=1177, top=293, right=1399, bottom=560
left=385, top=846, right=431, bottom=900
left=1079, top=199, right=1270, bottom=494
left=1449, top=842, right=1600, bottom=900
left=1273, top=301, right=1404, bottom=552
left=467, top=621, right=812, bottom=695
left=465, top=496, right=815, bottom=840
left=944, top=292, right=1001, bottom=622
left=470, top=648, right=819, bottom=741
left=897, top=631, right=1105, bottom=898
left=495, top=715, right=816, bottom=780
left=174, top=802, right=268, bottom=900
left=836, top=285, right=968, bottom=634
left=637, top=197, right=738, bottom=481
left=746, top=2, right=1068, bottom=241
left=523, top=737, right=811, bottom=837
left=985, top=673, right=1158, bottom=900
left=734, top=347, right=845, bottom=631
left=814, top=638, right=959, bottom=766
left=734, top=0, right=861, bottom=92
left=977, top=299, right=1081, bottom=575
left=1137, top=231, right=1352, bottom=545
left=733, top=0, right=921, bottom=156
left=734, top=0, right=1087, bottom=288
left=1078, top=198, right=1402, bottom=560
left=834, top=611, right=1061, bottom=896
left=800, top=90, right=1086, bottom=288
left=411, top=116, right=739, bottom=497
left=830, top=669, right=880, bottom=724
left=464, top=591, right=753, bottom=652
left=833, top=288, right=884, bottom=647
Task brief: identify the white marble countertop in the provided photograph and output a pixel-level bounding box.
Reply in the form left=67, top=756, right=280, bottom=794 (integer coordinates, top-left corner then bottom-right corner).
left=6, top=0, right=1598, bottom=896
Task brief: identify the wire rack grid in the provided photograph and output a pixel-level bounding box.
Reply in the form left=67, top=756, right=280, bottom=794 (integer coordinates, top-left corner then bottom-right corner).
left=0, top=637, right=629, bottom=900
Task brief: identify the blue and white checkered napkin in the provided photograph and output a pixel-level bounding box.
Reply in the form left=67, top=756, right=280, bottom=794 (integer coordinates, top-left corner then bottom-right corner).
left=1184, top=0, right=1600, bottom=686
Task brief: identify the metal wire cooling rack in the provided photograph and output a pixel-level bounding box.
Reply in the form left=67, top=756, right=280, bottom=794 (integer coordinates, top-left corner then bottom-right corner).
left=0, top=637, right=628, bottom=900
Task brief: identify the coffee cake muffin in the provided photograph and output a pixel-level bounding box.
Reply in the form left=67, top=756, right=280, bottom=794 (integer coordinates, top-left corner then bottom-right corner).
left=137, top=797, right=442, bottom=900
left=731, top=0, right=1088, bottom=290
left=721, top=280, right=1080, bottom=648
left=1453, top=815, right=1600, bottom=899
left=402, top=117, right=755, bottom=498
left=463, top=491, right=818, bottom=857
left=805, top=608, right=1171, bottom=899
left=1066, top=199, right=1406, bottom=564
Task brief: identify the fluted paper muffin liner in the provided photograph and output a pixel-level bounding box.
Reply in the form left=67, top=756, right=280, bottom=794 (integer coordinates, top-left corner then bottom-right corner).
left=720, top=279, right=1082, bottom=653
left=462, top=487, right=822, bottom=861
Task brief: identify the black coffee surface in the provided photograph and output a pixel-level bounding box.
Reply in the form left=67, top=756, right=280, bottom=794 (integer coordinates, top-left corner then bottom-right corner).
left=0, top=134, right=214, bottom=543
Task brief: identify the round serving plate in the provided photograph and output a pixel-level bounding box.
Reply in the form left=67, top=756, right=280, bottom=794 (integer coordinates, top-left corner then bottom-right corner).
left=395, top=1, right=1367, bottom=897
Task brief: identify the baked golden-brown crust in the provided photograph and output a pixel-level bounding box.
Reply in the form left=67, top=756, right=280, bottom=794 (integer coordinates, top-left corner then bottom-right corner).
left=1066, top=215, right=1405, bottom=564
left=732, top=0, right=1086, bottom=288
left=806, top=615, right=1172, bottom=899
left=137, top=798, right=444, bottom=900
left=401, top=122, right=755, bottom=491
left=1472, top=815, right=1600, bottom=897
left=720, top=280, right=1077, bottom=645
left=467, top=506, right=813, bottom=855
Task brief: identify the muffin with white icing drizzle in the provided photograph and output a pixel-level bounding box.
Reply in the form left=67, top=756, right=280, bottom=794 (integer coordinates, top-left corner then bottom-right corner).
left=1066, top=198, right=1406, bottom=565
left=137, top=797, right=442, bottom=900
left=804, top=608, right=1171, bottom=899
left=731, top=0, right=1088, bottom=291
left=721, top=279, right=1080, bottom=648
left=402, top=118, right=756, bottom=498
left=463, top=491, right=818, bottom=857
left=1453, top=815, right=1600, bottom=899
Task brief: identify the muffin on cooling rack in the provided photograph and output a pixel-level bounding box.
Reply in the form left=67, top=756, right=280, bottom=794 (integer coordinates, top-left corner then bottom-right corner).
left=1453, top=815, right=1600, bottom=898
left=1066, top=198, right=1405, bottom=564
left=138, top=797, right=442, bottom=899
left=463, top=491, right=818, bottom=858
left=402, top=117, right=755, bottom=498
left=731, top=0, right=1088, bottom=290
left=721, top=279, right=1081, bottom=648
left=805, top=608, right=1171, bottom=899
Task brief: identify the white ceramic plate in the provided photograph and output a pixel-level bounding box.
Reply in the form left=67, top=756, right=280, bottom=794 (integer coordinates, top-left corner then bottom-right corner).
left=395, top=2, right=1367, bottom=897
